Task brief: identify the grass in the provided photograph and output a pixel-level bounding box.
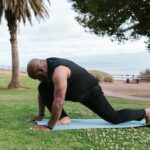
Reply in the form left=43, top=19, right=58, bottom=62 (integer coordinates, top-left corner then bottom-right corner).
left=1, top=72, right=150, bottom=150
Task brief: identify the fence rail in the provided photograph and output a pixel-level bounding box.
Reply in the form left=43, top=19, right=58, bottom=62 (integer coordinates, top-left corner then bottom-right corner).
left=112, top=74, right=139, bottom=80
left=112, top=74, right=150, bottom=81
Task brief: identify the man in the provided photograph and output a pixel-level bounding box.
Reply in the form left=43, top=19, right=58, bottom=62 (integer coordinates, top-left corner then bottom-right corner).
left=27, top=57, right=150, bottom=131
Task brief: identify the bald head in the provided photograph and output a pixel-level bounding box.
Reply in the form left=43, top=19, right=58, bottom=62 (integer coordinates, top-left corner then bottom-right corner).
left=27, top=59, right=48, bottom=81
left=27, top=59, right=41, bottom=79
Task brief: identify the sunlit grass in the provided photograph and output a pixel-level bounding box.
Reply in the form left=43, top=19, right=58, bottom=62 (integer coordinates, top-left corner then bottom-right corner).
left=0, top=72, right=150, bottom=150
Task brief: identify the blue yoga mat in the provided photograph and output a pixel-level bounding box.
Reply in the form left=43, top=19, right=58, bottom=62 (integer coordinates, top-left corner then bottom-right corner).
left=37, top=119, right=148, bottom=130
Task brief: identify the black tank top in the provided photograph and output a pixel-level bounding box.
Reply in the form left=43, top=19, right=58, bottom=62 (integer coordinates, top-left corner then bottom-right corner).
left=46, top=57, right=98, bottom=102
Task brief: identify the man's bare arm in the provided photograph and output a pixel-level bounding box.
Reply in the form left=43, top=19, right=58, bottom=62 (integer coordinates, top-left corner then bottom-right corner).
left=48, top=66, right=70, bottom=129
left=38, top=93, right=45, bottom=116
left=31, top=93, right=45, bottom=121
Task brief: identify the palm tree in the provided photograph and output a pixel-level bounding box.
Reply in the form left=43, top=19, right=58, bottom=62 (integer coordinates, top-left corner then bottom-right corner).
left=0, top=0, right=50, bottom=89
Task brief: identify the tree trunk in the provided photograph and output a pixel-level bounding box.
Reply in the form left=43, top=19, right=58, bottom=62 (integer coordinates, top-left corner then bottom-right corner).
left=7, top=19, right=21, bottom=89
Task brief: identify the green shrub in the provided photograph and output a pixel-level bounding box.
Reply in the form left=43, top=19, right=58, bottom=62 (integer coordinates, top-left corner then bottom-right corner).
left=88, top=70, right=113, bottom=83
left=140, top=68, right=150, bottom=81
left=140, top=68, right=150, bottom=76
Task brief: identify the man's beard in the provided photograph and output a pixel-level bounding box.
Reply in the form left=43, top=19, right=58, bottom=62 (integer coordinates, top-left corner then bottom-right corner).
left=37, top=73, right=49, bottom=82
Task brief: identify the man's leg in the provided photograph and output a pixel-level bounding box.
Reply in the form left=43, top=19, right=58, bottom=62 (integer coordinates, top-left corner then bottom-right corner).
left=38, top=82, right=70, bottom=124
left=81, top=85, right=145, bottom=124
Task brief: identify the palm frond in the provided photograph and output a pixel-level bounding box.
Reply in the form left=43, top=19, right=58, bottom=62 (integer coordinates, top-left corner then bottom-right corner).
left=23, top=0, right=50, bottom=24
left=2, top=0, right=50, bottom=24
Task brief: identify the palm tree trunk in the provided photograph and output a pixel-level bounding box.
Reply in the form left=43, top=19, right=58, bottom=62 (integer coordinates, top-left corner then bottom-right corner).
left=7, top=19, right=21, bottom=89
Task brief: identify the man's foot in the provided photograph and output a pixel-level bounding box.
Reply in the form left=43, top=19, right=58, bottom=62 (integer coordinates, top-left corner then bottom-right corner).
left=56, top=116, right=71, bottom=125
left=145, top=108, right=150, bottom=124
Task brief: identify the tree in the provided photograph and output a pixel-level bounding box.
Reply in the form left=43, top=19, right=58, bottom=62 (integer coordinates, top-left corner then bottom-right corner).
left=70, top=0, right=150, bottom=50
left=0, top=0, right=50, bottom=89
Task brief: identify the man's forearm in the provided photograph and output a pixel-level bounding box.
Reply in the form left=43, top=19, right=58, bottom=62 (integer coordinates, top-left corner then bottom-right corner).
left=48, top=99, right=63, bottom=128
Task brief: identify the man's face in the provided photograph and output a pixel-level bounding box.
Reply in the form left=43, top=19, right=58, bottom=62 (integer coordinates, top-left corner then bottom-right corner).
left=27, top=60, right=49, bottom=81
left=35, top=70, right=49, bottom=82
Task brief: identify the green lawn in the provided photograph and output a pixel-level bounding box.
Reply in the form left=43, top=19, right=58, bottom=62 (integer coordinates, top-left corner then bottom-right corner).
left=0, top=73, right=150, bottom=150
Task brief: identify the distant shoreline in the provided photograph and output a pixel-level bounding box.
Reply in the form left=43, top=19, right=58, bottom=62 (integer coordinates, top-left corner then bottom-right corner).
left=0, top=67, right=140, bottom=81
left=1, top=52, right=150, bottom=76
left=0, top=68, right=27, bottom=75
left=0, top=65, right=26, bottom=73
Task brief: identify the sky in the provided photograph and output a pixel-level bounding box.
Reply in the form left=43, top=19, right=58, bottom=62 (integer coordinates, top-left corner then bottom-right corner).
left=0, top=0, right=150, bottom=74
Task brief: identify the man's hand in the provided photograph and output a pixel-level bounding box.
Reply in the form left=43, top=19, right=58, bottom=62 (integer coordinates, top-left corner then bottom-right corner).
left=31, top=115, right=43, bottom=121
left=31, top=125, right=51, bottom=131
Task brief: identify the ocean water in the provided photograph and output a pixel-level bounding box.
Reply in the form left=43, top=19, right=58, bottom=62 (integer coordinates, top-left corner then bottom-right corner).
left=0, top=52, right=150, bottom=75
left=78, top=52, right=150, bottom=75
left=68, top=52, right=150, bottom=75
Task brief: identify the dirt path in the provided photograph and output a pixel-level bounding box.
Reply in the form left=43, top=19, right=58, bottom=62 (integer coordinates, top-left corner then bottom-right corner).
left=103, top=90, right=150, bottom=102
left=101, top=80, right=150, bottom=101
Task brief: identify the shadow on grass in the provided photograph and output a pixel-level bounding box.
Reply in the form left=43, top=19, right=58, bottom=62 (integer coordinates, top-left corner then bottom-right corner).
left=0, top=86, right=31, bottom=91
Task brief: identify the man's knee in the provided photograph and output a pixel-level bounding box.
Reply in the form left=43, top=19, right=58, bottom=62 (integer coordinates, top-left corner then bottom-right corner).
left=110, top=119, right=120, bottom=124
left=107, top=113, right=121, bottom=124
left=38, top=82, right=47, bottom=94
left=38, top=82, right=53, bottom=101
